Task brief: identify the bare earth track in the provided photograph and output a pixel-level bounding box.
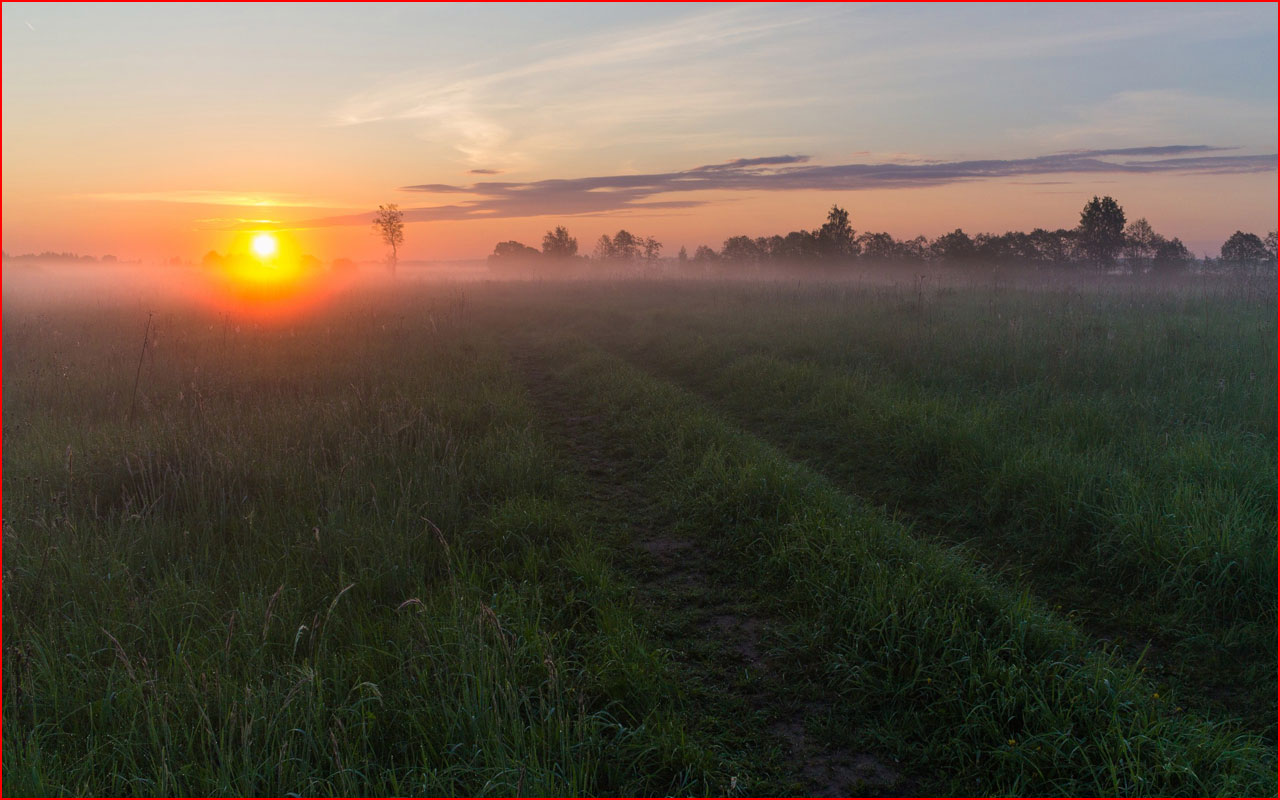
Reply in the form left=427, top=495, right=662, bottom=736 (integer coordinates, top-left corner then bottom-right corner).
left=512, top=345, right=917, bottom=796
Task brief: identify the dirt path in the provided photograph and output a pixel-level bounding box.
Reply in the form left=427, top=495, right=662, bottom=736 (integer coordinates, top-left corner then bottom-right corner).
left=601, top=341, right=1275, bottom=741
left=511, top=346, right=917, bottom=797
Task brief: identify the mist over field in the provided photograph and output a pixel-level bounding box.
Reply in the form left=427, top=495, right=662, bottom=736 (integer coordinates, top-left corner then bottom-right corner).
left=3, top=2, right=1277, bottom=797
left=5, top=262, right=1277, bottom=796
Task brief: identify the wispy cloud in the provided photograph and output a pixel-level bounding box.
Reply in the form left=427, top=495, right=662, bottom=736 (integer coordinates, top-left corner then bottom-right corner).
left=82, top=190, right=358, bottom=209
left=282, top=145, right=1274, bottom=230
left=328, top=6, right=1271, bottom=171
left=1014, top=90, right=1278, bottom=152
left=331, top=6, right=818, bottom=166
left=335, top=7, right=812, bottom=125
left=193, top=217, right=284, bottom=230
left=1057, top=145, right=1230, bottom=158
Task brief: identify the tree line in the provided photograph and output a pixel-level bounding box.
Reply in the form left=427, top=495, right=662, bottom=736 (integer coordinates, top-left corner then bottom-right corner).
left=487, top=196, right=1278, bottom=276
left=2, top=251, right=122, bottom=263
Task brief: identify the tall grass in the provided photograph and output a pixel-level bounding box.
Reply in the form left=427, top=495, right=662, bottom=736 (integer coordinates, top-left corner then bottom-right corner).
left=531, top=336, right=1276, bottom=795
left=2, top=299, right=725, bottom=795
left=5, top=277, right=1275, bottom=796
left=481, top=279, right=1276, bottom=725
left=615, top=322, right=1275, bottom=626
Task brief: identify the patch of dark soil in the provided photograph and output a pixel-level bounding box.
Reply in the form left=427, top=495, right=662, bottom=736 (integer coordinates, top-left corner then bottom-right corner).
left=699, top=613, right=763, bottom=663
left=510, top=345, right=921, bottom=797
left=638, top=536, right=694, bottom=559
left=770, top=703, right=911, bottom=797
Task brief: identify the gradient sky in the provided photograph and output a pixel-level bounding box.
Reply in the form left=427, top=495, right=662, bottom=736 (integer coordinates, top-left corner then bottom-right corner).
left=3, top=2, right=1276, bottom=261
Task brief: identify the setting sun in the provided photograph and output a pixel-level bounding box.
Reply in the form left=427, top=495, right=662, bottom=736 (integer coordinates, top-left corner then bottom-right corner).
left=196, top=229, right=331, bottom=314
left=251, top=232, right=278, bottom=259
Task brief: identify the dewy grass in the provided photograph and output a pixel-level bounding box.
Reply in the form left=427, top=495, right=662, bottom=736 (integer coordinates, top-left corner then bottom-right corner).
left=2, top=300, right=729, bottom=796
left=5, top=278, right=1276, bottom=796
left=626, top=331, right=1273, bottom=624
left=534, top=336, right=1276, bottom=796
left=514, top=279, right=1275, bottom=730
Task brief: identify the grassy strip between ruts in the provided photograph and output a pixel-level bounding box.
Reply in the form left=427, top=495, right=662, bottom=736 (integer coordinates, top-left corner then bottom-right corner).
left=2, top=311, right=729, bottom=796
left=581, top=310, right=1276, bottom=715
left=531, top=333, right=1278, bottom=796
left=598, top=292, right=1275, bottom=624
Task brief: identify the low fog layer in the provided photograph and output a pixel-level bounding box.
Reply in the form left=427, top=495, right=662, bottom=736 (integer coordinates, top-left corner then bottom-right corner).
left=6, top=194, right=1276, bottom=314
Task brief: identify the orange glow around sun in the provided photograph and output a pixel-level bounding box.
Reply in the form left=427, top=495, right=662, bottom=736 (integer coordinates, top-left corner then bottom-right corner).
left=202, top=230, right=334, bottom=317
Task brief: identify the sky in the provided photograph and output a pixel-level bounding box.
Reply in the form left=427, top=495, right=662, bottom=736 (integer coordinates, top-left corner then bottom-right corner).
left=3, top=2, right=1276, bottom=262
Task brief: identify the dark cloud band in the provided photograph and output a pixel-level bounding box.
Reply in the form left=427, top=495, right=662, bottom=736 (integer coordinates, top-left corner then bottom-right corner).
left=292, top=145, right=1274, bottom=229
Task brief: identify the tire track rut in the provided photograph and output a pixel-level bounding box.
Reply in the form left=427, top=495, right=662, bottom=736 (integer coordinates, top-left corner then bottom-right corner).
left=511, top=346, right=916, bottom=797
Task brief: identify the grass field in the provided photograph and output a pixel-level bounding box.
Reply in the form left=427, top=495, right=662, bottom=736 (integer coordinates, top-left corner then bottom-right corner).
left=3, top=274, right=1276, bottom=796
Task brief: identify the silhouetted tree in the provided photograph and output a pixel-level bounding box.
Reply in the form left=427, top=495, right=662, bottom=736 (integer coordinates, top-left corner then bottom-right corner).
left=1151, top=237, right=1193, bottom=273
left=642, top=236, right=662, bottom=264
left=1077, top=196, right=1126, bottom=270
left=1010, top=231, right=1046, bottom=265
left=615, top=230, right=642, bottom=261
left=722, top=235, right=763, bottom=264
left=974, top=232, right=1026, bottom=266
left=373, top=204, right=405, bottom=276
left=541, top=226, right=578, bottom=258
left=817, top=204, right=858, bottom=261
left=900, top=235, right=929, bottom=264
left=592, top=234, right=614, bottom=261
left=1027, top=228, right=1078, bottom=267
left=1123, top=218, right=1161, bottom=274
left=774, top=230, right=821, bottom=263
left=489, top=240, right=541, bottom=266
left=1265, top=232, right=1278, bottom=265
left=759, top=235, right=785, bottom=261
left=591, top=230, right=651, bottom=266
left=930, top=229, right=976, bottom=265
left=677, top=245, right=688, bottom=264
left=857, top=231, right=900, bottom=263
left=1220, top=231, right=1269, bottom=275
left=692, top=245, right=719, bottom=263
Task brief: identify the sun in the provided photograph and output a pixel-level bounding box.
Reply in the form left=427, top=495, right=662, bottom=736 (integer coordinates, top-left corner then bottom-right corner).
left=251, top=232, right=278, bottom=259
left=205, top=229, right=330, bottom=313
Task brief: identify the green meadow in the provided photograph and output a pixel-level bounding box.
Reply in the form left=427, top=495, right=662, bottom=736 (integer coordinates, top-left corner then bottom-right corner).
left=4, top=276, right=1275, bottom=796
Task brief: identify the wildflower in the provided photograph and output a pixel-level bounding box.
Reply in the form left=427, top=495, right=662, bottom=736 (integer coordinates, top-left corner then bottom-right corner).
left=1152, top=692, right=1160, bottom=699
left=1007, top=738, right=1016, bottom=746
